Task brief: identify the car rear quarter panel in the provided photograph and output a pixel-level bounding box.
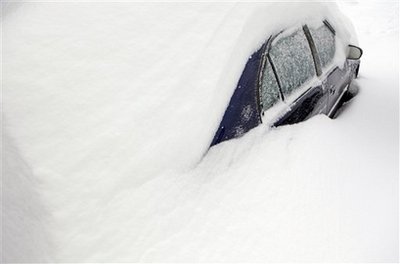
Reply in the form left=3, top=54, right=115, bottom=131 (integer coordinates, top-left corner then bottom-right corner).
left=210, top=48, right=263, bottom=146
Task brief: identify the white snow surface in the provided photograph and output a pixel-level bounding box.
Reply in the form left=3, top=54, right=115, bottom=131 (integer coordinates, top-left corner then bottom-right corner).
left=2, top=1, right=399, bottom=262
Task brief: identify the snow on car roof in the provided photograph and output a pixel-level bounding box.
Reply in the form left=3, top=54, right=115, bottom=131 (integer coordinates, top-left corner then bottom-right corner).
left=3, top=2, right=356, bottom=166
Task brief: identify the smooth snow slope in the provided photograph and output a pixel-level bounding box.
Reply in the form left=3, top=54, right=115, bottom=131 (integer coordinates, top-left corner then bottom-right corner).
left=2, top=1, right=398, bottom=262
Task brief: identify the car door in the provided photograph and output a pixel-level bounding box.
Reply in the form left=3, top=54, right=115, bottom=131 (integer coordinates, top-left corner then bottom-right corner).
left=265, top=27, right=324, bottom=126
left=308, top=22, right=350, bottom=117
left=323, top=66, right=350, bottom=116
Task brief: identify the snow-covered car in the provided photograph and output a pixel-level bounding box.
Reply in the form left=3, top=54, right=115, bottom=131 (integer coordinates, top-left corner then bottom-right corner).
left=210, top=20, right=362, bottom=147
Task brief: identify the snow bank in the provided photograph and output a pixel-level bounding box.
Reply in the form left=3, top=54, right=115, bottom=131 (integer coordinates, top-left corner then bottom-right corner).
left=2, top=1, right=398, bottom=262
left=2, top=2, right=354, bottom=176
left=2, top=136, right=53, bottom=262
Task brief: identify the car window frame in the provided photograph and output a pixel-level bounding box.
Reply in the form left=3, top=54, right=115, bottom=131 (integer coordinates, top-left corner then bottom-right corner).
left=256, top=38, right=286, bottom=113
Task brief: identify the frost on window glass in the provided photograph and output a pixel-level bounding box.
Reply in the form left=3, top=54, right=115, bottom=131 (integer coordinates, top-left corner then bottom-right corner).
left=260, top=58, right=280, bottom=111
left=269, top=29, right=316, bottom=97
left=309, top=24, right=335, bottom=69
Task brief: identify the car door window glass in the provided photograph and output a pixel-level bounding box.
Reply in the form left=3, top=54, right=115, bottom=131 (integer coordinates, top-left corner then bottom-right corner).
left=309, top=24, right=335, bottom=69
left=260, top=58, right=281, bottom=111
left=269, top=29, right=316, bottom=97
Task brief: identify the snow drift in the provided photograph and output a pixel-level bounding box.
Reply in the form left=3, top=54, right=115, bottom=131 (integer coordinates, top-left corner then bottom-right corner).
left=2, top=1, right=398, bottom=262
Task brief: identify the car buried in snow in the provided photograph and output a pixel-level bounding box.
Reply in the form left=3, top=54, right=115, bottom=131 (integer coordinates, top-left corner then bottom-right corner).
left=210, top=19, right=362, bottom=147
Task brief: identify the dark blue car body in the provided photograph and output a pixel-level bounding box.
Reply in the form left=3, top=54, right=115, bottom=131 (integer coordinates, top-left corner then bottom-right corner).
left=210, top=22, right=361, bottom=147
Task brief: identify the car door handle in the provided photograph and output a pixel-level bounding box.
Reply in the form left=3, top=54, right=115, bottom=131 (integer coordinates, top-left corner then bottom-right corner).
left=329, top=88, right=336, bottom=95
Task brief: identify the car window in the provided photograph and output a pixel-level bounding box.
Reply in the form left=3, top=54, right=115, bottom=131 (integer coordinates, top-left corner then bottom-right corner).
left=309, top=24, right=336, bottom=69
left=260, top=58, right=281, bottom=111
left=269, top=29, right=316, bottom=97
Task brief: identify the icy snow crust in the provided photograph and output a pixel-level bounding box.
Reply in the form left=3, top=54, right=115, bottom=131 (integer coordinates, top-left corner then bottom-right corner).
left=2, top=1, right=398, bottom=262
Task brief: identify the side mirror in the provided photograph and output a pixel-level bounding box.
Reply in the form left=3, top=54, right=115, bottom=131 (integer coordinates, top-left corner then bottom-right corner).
left=347, top=45, right=363, bottom=60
